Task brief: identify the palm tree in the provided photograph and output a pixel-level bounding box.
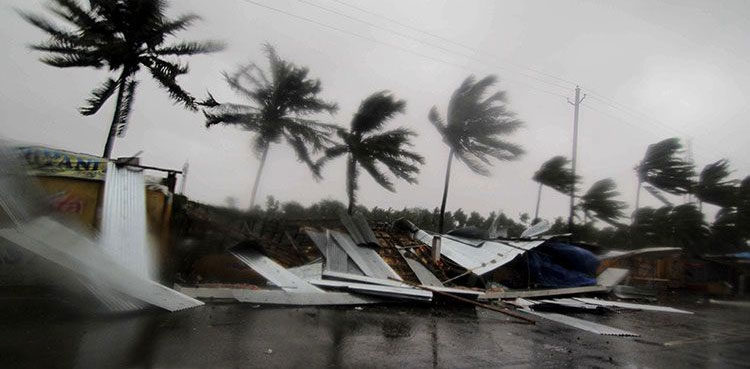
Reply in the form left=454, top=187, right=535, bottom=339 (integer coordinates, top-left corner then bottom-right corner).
left=428, top=75, right=524, bottom=232
left=532, top=156, right=579, bottom=221
left=20, top=0, right=224, bottom=158
left=579, top=178, right=627, bottom=227
left=634, top=137, right=695, bottom=219
left=316, top=91, right=424, bottom=214
left=200, top=45, right=338, bottom=208
left=696, top=159, right=737, bottom=209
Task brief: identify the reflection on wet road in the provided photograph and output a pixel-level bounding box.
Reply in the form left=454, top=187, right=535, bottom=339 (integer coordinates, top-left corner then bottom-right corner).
left=1, top=298, right=749, bottom=368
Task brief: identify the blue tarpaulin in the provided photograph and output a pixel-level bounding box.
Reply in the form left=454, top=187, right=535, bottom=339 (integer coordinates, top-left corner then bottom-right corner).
left=527, top=242, right=600, bottom=288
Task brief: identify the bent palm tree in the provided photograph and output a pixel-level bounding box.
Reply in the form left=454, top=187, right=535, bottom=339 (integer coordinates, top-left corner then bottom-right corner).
left=21, top=0, right=223, bottom=158
left=200, top=45, right=338, bottom=208
left=316, top=92, right=424, bottom=214
left=579, top=178, right=627, bottom=227
left=634, top=137, right=695, bottom=219
left=429, top=75, right=524, bottom=232
left=696, top=159, right=737, bottom=209
left=532, top=156, right=579, bottom=221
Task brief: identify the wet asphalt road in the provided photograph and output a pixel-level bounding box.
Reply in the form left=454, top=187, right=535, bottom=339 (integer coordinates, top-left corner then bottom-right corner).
left=1, top=295, right=749, bottom=368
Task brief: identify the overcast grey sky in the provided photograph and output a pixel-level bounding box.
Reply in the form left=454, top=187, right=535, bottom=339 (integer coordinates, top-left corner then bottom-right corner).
left=2, top=0, right=749, bottom=222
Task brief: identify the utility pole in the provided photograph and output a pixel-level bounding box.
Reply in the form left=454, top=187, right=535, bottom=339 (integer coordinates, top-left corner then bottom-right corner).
left=567, top=86, right=585, bottom=232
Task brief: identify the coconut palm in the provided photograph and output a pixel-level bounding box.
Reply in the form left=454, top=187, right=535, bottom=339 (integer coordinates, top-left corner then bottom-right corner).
left=316, top=91, right=424, bottom=214
left=695, top=159, right=737, bottom=209
left=428, top=75, right=524, bottom=232
left=579, top=178, right=627, bottom=227
left=200, top=45, right=338, bottom=208
left=20, top=0, right=224, bottom=158
left=634, top=138, right=695, bottom=218
left=531, top=156, right=579, bottom=221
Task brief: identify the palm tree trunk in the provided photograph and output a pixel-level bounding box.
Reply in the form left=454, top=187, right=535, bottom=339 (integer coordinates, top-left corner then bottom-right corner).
left=346, top=155, right=357, bottom=214
left=533, top=182, right=542, bottom=222
left=438, top=149, right=455, bottom=233
left=102, top=69, right=130, bottom=159
left=249, top=145, right=270, bottom=209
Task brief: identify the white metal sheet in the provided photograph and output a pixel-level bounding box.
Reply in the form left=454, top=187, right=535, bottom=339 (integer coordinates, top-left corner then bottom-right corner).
left=231, top=249, right=322, bottom=292
left=521, top=308, right=639, bottom=336
left=572, top=298, right=693, bottom=314
left=0, top=216, right=203, bottom=311
left=397, top=249, right=443, bottom=287
left=310, top=279, right=432, bottom=301
left=414, top=230, right=545, bottom=275
left=100, top=162, right=153, bottom=278
left=174, top=285, right=381, bottom=305
left=330, top=231, right=402, bottom=280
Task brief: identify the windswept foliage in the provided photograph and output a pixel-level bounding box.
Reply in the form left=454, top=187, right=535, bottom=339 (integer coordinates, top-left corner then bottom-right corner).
left=636, top=138, right=695, bottom=195
left=317, top=91, right=424, bottom=213
left=201, top=45, right=338, bottom=207
left=533, top=156, right=579, bottom=194
left=21, top=0, right=223, bottom=157
left=579, top=178, right=627, bottom=227
left=696, top=159, right=737, bottom=208
left=429, top=75, right=524, bottom=232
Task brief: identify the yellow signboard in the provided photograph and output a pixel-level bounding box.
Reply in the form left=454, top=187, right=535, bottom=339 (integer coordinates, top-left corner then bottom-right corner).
left=19, top=146, right=107, bottom=180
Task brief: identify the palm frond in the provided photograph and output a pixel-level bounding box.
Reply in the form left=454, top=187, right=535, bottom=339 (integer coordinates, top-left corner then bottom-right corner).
left=350, top=91, right=406, bottom=133
left=532, top=156, right=579, bottom=194
left=696, top=159, right=738, bottom=207
left=359, top=158, right=395, bottom=192
left=79, top=77, right=118, bottom=115
left=637, top=137, right=695, bottom=195
left=115, top=79, right=137, bottom=137
left=154, top=40, right=224, bottom=56
left=579, top=178, right=627, bottom=226
left=283, top=132, right=321, bottom=179
left=432, top=74, right=524, bottom=176
left=147, top=60, right=195, bottom=110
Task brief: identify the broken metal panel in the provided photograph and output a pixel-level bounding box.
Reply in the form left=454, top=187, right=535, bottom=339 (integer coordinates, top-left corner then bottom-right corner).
left=79, top=278, right=148, bottom=313
left=520, top=219, right=551, bottom=238
left=330, top=231, right=402, bottom=281
left=322, top=270, right=482, bottom=298
left=596, top=268, right=630, bottom=288
left=0, top=216, right=203, bottom=311
left=397, top=249, right=443, bottom=287
left=572, top=298, right=693, bottom=314
left=174, top=285, right=381, bottom=305
left=414, top=230, right=545, bottom=276
left=481, top=285, right=609, bottom=300
left=352, top=213, right=379, bottom=246
left=521, top=308, right=639, bottom=336
left=304, top=229, right=328, bottom=255
left=230, top=249, right=321, bottom=293
left=304, top=230, right=364, bottom=276
left=310, top=279, right=432, bottom=301
left=287, top=262, right=323, bottom=280
left=339, top=213, right=366, bottom=246
left=100, top=162, right=153, bottom=278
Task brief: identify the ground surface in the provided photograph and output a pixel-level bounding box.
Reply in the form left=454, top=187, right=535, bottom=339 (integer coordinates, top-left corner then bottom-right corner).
left=1, top=292, right=749, bottom=369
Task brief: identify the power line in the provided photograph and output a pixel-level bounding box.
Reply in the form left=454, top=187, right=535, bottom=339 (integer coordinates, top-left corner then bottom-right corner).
left=235, top=0, right=569, bottom=100
left=300, top=0, right=574, bottom=92
left=326, top=0, right=579, bottom=88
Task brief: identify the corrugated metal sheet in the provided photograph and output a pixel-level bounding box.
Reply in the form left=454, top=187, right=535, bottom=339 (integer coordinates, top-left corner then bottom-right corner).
left=322, top=270, right=482, bottom=298
left=304, top=230, right=364, bottom=275
left=521, top=308, right=639, bottom=336
left=339, top=213, right=379, bottom=247
left=397, top=249, right=443, bottom=287
left=0, top=216, right=203, bottom=311
left=330, top=231, right=402, bottom=280
left=287, top=261, right=323, bottom=280
left=572, top=298, right=693, bottom=314
left=100, top=162, right=153, bottom=278
left=413, top=229, right=546, bottom=276
left=310, top=279, right=432, bottom=301
left=174, top=285, right=381, bottom=305
left=231, top=249, right=322, bottom=292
